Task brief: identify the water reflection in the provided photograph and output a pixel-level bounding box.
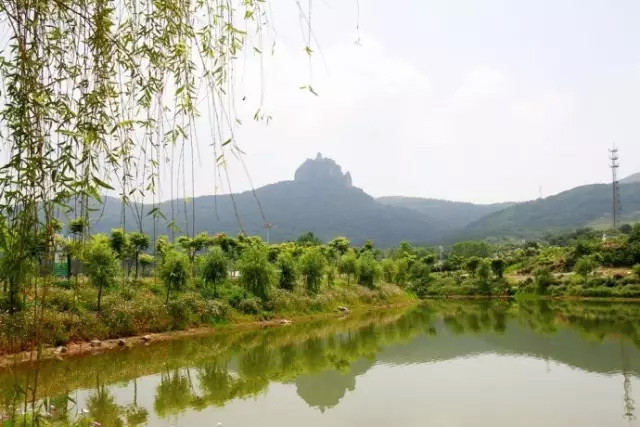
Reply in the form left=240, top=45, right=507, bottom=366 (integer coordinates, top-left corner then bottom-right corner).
left=1, top=300, right=640, bottom=426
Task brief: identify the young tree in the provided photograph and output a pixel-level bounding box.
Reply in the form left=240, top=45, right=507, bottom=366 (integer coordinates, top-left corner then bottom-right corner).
left=326, top=265, right=337, bottom=288
left=395, top=258, right=410, bottom=287
left=109, top=228, right=127, bottom=259
left=201, top=246, right=228, bottom=298
left=237, top=246, right=274, bottom=300
left=534, top=267, right=555, bottom=295
left=296, top=231, right=322, bottom=246
left=356, top=253, right=382, bottom=289
left=299, top=247, right=326, bottom=294
left=575, top=256, right=598, bottom=281
left=381, top=258, right=397, bottom=283
left=465, top=257, right=481, bottom=277
left=155, top=236, right=171, bottom=262
left=490, top=258, right=506, bottom=278
left=139, top=254, right=154, bottom=277
left=277, top=252, right=298, bottom=291
left=177, top=232, right=210, bottom=275
left=110, top=228, right=133, bottom=277
left=159, top=251, right=190, bottom=304
left=338, top=252, right=358, bottom=285
left=129, top=232, right=150, bottom=279
left=360, top=240, right=375, bottom=255
left=84, top=239, right=119, bottom=312
left=476, top=259, right=492, bottom=295
left=328, top=236, right=350, bottom=256
left=408, top=261, right=432, bottom=297
left=68, top=218, right=88, bottom=237
left=476, top=259, right=492, bottom=282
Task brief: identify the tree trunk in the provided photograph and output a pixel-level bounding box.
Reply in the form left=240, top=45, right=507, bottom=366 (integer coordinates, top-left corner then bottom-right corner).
left=97, top=284, right=103, bottom=312
left=9, top=279, right=16, bottom=314
left=135, top=253, right=139, bottom=279
left=165, top=286, right=170, bottom=304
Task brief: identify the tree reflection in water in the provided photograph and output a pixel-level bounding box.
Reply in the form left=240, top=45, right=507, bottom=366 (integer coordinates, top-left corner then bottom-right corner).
left=1, top=300, right=640, bottom=424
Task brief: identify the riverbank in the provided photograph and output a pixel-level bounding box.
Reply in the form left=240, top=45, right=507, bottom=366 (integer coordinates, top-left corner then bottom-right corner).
left=0, top=293, right=415, bottom=367
left=0, top=279, right=413, bottom=355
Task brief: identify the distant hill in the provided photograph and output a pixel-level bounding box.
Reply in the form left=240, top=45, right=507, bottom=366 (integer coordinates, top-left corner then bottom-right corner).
left=80, top=154, right=444, bottom=247
left=621, top=172, right=640, bottom=184
left=376, top=196, right=513, bottom=230
left=452, top=181, right=640, bottom=241
left=68, top=157, right=640, bottom=246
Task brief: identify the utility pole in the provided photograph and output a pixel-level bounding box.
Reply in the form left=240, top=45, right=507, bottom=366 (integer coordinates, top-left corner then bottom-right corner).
left=609, top=145, right=621, bottom=229
left=264, top=222, right=272, bottom=244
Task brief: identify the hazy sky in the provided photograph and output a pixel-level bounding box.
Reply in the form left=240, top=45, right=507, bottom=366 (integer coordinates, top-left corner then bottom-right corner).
left=184, top=0, right=640, bottom=204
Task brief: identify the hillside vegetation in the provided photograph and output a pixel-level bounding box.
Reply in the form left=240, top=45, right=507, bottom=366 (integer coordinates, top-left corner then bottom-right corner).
left=64, top=155, right=640, bottom=245
left=453, top=182, right=640, bottom=241
left=377, top=196, right=512, bottom=230
left=76, top=154, right=443, bottom=247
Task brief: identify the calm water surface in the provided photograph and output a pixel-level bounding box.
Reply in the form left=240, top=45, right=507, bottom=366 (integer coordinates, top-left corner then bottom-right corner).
left=1, top=300, right=640, bottom=426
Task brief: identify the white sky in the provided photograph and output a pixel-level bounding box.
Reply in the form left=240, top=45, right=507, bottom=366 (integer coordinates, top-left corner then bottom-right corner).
left=181, top=0, right=640, bottom=204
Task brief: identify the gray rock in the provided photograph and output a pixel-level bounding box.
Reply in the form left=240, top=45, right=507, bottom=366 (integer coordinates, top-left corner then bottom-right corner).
left=56, top=346, right=68, bottom=354
left=117, top=339, right=126, bottom=347
left=90, top=340, right=101, bottom=348
left=337, top=306, right=350, bottom=313
left=141, top=335, right=152, bottom=342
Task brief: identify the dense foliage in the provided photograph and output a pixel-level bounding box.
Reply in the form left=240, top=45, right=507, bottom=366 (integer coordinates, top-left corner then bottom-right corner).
left=2, top=223, right=640, bottom=356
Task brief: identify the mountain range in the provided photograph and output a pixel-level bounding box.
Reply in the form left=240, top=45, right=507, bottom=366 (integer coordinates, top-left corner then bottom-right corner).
left=77, top=154, right=640, bottom=247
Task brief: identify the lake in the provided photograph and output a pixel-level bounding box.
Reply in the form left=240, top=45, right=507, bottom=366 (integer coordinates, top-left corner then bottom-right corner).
left=1, top=300, right=639, bottom=426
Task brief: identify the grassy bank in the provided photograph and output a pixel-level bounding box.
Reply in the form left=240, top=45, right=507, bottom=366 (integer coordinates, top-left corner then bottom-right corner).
left=0, top=277, right=412, bottom=355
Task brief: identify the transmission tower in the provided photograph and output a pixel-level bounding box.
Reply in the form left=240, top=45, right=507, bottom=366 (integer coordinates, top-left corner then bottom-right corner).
left=609, top=145, right=621, bottom=229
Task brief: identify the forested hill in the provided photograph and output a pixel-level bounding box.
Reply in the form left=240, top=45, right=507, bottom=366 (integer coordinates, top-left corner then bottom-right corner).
left=81, top=154, right=444, bottom=247
left=451, top=181, right=640, bottom=241
left=376, top=196, right=512, bottom=230
left=73, top=156, right=640, bottom=245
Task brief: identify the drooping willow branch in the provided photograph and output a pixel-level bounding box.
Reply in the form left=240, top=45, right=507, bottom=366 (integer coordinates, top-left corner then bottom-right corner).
left=0, top=0, right=321, bottom=315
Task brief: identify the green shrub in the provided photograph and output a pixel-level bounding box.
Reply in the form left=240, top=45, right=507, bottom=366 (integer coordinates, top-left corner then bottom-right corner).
left=54, top=279, right=73, bottom=290
left=615, top=285, right=640, bottom=298
left=575, top=256, right=599, bottom=281
left=48, top=288, right=77, bottom=312
left=238, top=297, right=261, bottom=315
left=39, top=311, right=69, bottom=346
left=586, top=276, right=617, bottom=288
left=490, top=258, right=506, bottom=278
left=216, top=284, right=244, bottom=308
left=166, top=298, right=192, bottom=330
left=101, top=297, right=136, bottom=337
left=534, top=267, right=555, bottom=294
left=198, top=300, right=229, bottom=323
left=238, top=246, right=274, bottom=300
